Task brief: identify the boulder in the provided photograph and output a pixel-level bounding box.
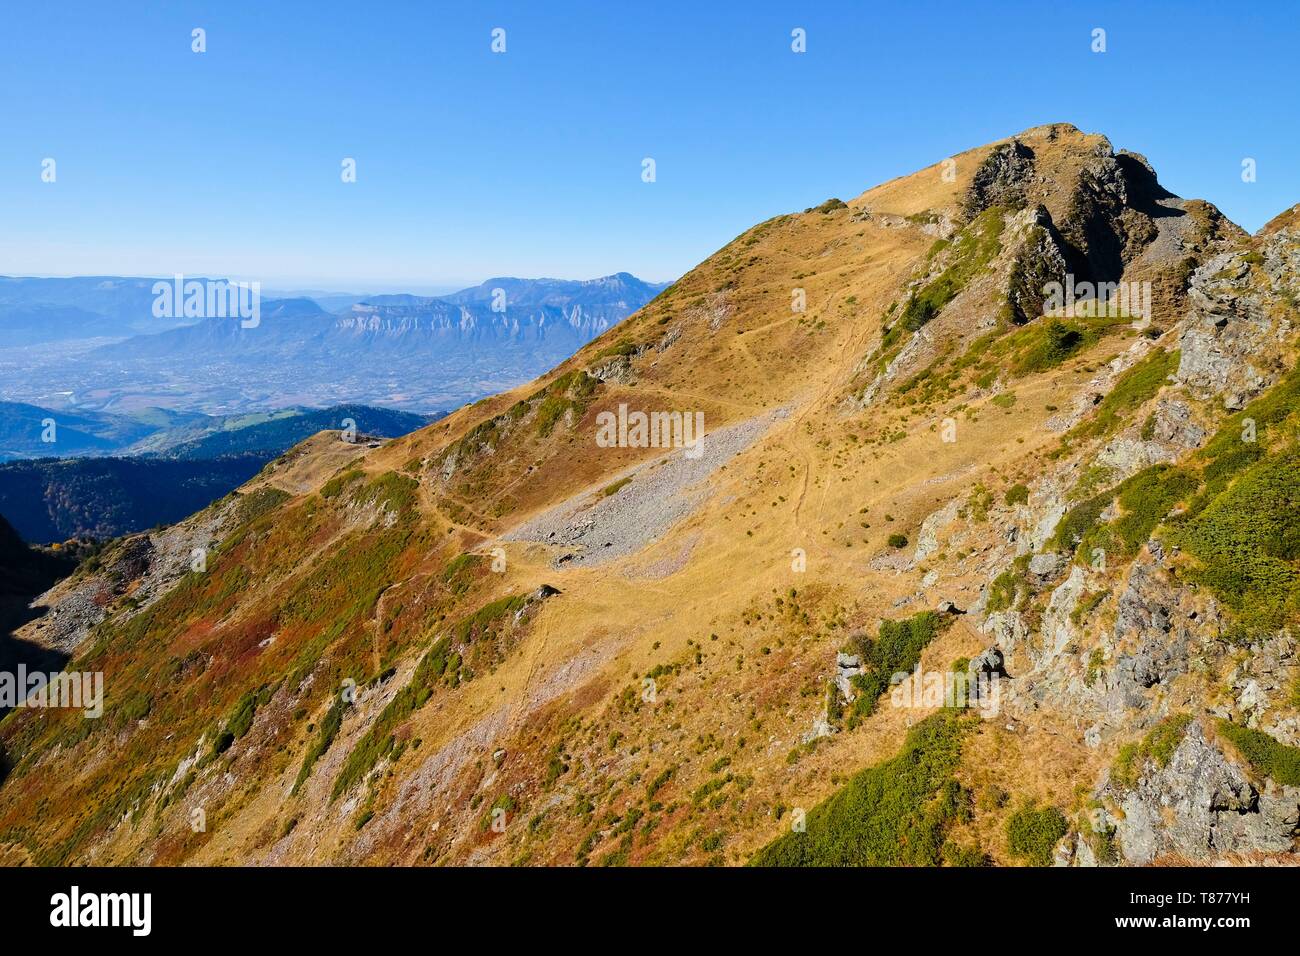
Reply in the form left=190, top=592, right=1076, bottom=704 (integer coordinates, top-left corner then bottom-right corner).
left=1028, top=552, right=1064, bottom=579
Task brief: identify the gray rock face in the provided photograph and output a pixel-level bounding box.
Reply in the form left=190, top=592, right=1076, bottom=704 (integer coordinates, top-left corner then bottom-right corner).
left=1006, top=206, right=1071, bottom=323
left=834, top=651, right=863, bottom=702
left=1041, top=566, right=1088, bottom=660
left=1029, top=498, right=1067, bottom=553
left=23, top=506, right=230, bottom=656
left=588, top=354, right=635, bottom=384
left=1148, top=398, right=1206, bottom=451
left=912, top=499, right=960, bottom=564
left=1096, top=435, right=1176, bottom=481
left=1098, top=557, right=1193, bottom=713
left=981, top=610, right=1028, bottom=658
left=1176, top=250, right=1286, bottom=408
left=1227, top=633, right=1298, bottom=733
left=1028, top=552, right=1064, bottom=579
left=1109, top=719, right=1299, bottom=863
left=965, top=139, right=1036, bottom=218
left=1113, top=557, right=1175, bottom=640
left=970, top=647, right=1006, bottom=677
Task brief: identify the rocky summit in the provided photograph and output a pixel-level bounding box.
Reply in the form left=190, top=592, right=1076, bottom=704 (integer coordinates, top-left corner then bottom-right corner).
left=3, top=123, right=1300, bottom=868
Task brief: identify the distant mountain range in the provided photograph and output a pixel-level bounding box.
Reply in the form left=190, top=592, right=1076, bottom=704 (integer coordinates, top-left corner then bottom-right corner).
left=0, top=272, right=662, bottom=540
left=95, top=272, right=665, bottom=358
left=0, top=401, right=172, bottom=458
left=0, top=276, right=200, bottom=345
left=0, top=273, right=669, bottom=414
left=152, top=404, right=433, bottom=460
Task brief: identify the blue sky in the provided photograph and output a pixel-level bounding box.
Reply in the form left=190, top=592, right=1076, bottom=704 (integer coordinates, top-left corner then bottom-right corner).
left=2, top=1, right=1297, bottom=290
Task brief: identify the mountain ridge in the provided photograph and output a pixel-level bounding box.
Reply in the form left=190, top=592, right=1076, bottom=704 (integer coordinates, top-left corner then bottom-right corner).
left=3, top=123, right=1299, bottom=868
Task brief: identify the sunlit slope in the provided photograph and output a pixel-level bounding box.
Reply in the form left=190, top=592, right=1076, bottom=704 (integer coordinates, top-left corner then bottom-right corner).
left=2, top=123, right=1297, bottom=868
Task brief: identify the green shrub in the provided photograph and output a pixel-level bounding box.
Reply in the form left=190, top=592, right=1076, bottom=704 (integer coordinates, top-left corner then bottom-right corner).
left=645, top=766, right=675, bottom=801
left=967, top=484, right=993, bottom=522
left=602, top=477, right=632, bottom=497
left=1109, top=465, right=1198, bottom=554
left=750, top=712, right=971, bottom=866
left=1004, top=484, right=1030, bottom=507
left=896, top=209, right=1005, bottom=333
left=1070, top=348, right=1177, bottom=440
left=825, top=680, right=844, bottom=725
left=351, top=471, right=419, bottom=514
left=321, top=468, right=363, bottom=499
left=1012, top=319, right=1085, bottom=374
left=942, top=841, right=989, bottom=867
left=293, top=692, right=348, bottom=795
left=1073, top=464, right=1198, bottom=563
left=1083, top=646, right=1105, bottom=686
left=593, top=340, right=638, bottom=360
left=985, top=554, right=1030, bottom=612
left=208, top=685, right=271, bottom=759
left=812, top=197, right=847, bottom=214
left=1218, top=721, right=1300, bottom=786
left=1005, top=803, right=1068, bottom=866
left=887, top=532, right=909, bottom=549
left=846, top=611, right=946, bottom=725
left=534, top=371, right=598, bottom=437
left=330, top=636, right=455, bottom=800
left=1050, top=491, right=1113, bottom=554
left=232, top=486, right=290, bottom=529
left=1178, top=452, right=1300, bottom=633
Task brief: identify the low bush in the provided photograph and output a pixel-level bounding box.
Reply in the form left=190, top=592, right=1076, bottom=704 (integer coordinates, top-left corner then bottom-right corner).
left=846, top=611, right=946, bottom=725
left=1005, top=803, right=1068, bottom=866
left=1218, top=721, right=1300, bottom=786
left=1070, top=348, right=1177, bottom=440
left=293, top=692, right=348, bottom=795
left=750, top=712, right=971, bottom=866
left=1178, top=452, right=1300, bottom=634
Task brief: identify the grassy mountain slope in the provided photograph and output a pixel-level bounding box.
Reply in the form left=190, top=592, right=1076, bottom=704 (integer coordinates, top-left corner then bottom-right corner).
left=2, top=124, right=1299, bottom=868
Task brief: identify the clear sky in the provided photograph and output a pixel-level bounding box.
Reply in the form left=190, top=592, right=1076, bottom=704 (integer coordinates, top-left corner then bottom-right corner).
left=2, top=1, right=1297, bottom=290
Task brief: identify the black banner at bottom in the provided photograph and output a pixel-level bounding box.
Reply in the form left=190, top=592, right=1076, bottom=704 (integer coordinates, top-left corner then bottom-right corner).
left=0, top=864, right=1278, bottom=942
